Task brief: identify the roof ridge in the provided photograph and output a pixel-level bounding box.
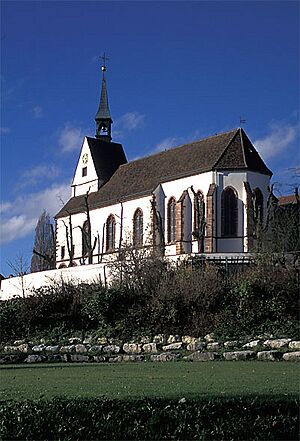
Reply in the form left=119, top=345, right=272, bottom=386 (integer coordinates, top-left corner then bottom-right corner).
left=211, top=128, right=240, bottom=169
left=122, top=128, right=239, bottom=168
left=239, top=127, right=247, bottom=167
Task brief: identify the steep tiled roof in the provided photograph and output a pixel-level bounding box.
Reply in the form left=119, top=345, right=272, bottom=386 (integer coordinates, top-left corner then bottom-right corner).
left=86, top=137, right=127, bottom=185
left=56, top=128, right=272, bottom=218
left=278, top=194, right=299, bottom=205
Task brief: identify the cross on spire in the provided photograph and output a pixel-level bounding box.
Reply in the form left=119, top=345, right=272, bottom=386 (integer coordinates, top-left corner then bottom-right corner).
left=100, top=52, right=109, bottom=72
left=95, top=52, right=112, bottom=141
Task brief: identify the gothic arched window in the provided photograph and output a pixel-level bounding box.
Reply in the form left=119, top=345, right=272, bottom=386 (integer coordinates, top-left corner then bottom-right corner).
left=253, top=188, right=264, bottom=224
left=82, top=220, right=90, bottom=257
left=106, top=215, right=116, bottom=252
left=221, top=187, right=238, bottom=237
left=167, top=197, right=177, bottom=243
left=133, top=208, right=143, bottom=247
left=193, top=190, right=205, bottom=233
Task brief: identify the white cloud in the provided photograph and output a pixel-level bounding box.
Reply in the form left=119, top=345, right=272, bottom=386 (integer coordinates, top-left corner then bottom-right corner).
left=155, top=136, right=182, bottom=152
left=0, top=183, right=70, bottom=244
left=253, top=122, right=299, bottom=160
left=114, top=111, right=145, bottom=138
left=59, top=124, right=84, bottom=153
left=18, top=165, right=60, bottom=189
left=154, top=130, right=201, bottom=153
left=0, top=127, right=10, bottom=133
left=32, top=105, right=43, bottom=119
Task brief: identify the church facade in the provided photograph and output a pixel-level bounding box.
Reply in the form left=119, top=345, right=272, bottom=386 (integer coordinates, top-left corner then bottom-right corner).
left=55, top=66, right=272, bottom=269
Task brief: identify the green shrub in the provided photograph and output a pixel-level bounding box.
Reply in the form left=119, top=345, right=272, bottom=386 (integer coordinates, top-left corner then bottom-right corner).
left=0, top=395, right=298, bottom=440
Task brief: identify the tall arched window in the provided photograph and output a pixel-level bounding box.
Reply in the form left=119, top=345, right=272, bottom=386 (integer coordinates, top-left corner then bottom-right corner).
left=193, top=190, right=205, bottom=251
left=193, top=190, right=205, bottom=233
left=221, top=187, right=238, bottom=237
left=133, top=208, right=143, bottom=247
left=253, top=188, right=264, bottom=224
left=106, top=215, right=116, bottom=252
left=167, top=197, right=177, bottom=243
left=82, top=220, right=90, bottom=257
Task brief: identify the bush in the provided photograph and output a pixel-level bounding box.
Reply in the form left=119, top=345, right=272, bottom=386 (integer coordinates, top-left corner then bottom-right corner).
left=0, top=255, right=299, bottom=343
left=0, top=395, right=298, bottom=440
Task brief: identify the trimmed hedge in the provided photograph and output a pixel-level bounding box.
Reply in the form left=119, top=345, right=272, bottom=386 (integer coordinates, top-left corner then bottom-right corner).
left=0, top=395, right=299, bottom=440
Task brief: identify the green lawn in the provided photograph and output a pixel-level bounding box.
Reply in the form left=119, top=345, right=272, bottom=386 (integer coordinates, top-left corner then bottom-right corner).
left=1, top=361, right=299, bottom=401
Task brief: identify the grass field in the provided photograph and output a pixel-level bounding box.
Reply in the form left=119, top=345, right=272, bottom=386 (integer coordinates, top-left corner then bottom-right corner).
left=1, top=361, right=298, bottom=401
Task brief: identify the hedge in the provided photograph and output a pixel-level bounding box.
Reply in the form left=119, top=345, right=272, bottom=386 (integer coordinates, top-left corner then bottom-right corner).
left=0, top=395, right=299, bottom=440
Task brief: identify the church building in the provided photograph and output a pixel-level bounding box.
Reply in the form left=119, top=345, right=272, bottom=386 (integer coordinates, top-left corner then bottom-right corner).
left=55, top=63, right=272, bottom=269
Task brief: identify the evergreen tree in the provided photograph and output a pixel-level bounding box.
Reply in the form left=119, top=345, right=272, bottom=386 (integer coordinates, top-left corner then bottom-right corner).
left=30, top=210, right=55, bottom=272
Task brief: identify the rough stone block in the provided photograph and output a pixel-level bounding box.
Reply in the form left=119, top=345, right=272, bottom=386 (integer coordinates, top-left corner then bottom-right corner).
left=204, top=333, right=215, bottom=343
left=207, top=342, right=221, bottom=351
left=223, top=351, right=255, bottom=361
left=25, top=355, right=46, bottom=363
left=263, top=339, right=291, bottom=349
left=68, top=337, right=82, bottom=344
left=60, top=345, right=76, bottom=354
left=103, top=345, right=121, bottom=354
left=142, top=343, right=158, bottom=353
left=243, top=340, right=262, bottom=349
left=93, top=356, right=106, bottom=362
left=45, top=345, right=60, bottom=353
left=288, top=341, right=300, bottom=350
left=75, top=344, right=88, bottom=354
left=153, top=334, right=166, bottom=344
left=186, top=341, right=206, bottom=351
left=183, top=351, right=219, bottom=362
left=167, top=335, right=181, bottom=344
left=123, top=343, right=142, bottom=354
left=283, top=352, right=300, bottom=361
left=257, top=351, right=282, bottom=361
left=48, top=354, right=62, bottom=362
left=88, top=345, right=103, bottom=354
left=32, top=344, right=46, bottom=352
left=182, top=336, right=195, bottom=345
left=97, top=337, right=108, bottom=345
left=224, top=341, right=240, bottom=349
left=150, top=353, right=180, bottom=362
left=70, top=354, right=89, bottom=362
left=162, top=342, right=184, bottom=351
left=122, top=355, right=145, bottom=362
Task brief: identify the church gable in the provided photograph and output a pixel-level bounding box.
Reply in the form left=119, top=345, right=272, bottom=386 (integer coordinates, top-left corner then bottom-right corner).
left=56, top=128, right=272, bottom=219
left=72, top=137, right=99, bottom=196
left=214, top=128, right=272, bottom=176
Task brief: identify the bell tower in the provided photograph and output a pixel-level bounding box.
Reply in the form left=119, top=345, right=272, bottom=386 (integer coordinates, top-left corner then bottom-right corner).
left=95, top=53, right=113, bottom=142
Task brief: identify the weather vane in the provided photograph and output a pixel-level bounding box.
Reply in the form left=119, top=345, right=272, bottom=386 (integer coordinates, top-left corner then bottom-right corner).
left=239, top=116, right=246, bottom=126
left=100, top=52, right=109, bottom=71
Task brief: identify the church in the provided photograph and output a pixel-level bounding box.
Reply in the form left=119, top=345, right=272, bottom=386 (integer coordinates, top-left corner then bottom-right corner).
left=54, top=62, right=272, bottom=269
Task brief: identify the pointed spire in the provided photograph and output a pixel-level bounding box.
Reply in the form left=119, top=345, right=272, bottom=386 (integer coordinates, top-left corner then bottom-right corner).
left=95, top=53, right=113, bottom=142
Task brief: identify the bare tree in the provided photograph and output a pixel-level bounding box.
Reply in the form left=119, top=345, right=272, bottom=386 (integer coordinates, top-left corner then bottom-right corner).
left=8, top=254, right=30, bottom=298
left=31, top=210, right=55, bottom=272
left=62, top=211, right=75, bottom=267
left=191, top=186, right=206, bottom=253
left=78, top=191, right=97, bottom=264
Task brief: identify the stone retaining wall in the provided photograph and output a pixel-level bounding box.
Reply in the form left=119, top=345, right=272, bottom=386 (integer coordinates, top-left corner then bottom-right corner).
left=1, top=334, right=299, bottom=364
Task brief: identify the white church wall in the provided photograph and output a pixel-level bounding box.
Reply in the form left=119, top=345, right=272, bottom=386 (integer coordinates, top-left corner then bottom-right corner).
left=161, top=171, right=213, bottom=256
left=216, top=171, right=246, bottom=253
left=0, top=263, right=111, bottom=301
left=72, top=138, right=99, bottom=197
left=56, top=195, right=153, bottom=267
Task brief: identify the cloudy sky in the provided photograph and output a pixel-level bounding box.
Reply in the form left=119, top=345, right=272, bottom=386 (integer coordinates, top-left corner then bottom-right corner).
left=1, top=1, right=299, bottom=275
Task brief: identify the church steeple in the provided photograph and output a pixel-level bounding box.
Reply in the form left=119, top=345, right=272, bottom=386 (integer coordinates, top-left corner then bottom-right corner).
left=95, top=54, right=112, bottom=142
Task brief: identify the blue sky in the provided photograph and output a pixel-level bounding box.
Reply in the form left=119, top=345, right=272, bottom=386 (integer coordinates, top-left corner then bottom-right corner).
left=1, top=1, right=299, bottom=275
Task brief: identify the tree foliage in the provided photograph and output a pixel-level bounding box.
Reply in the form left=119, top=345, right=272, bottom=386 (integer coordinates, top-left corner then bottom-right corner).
left=30, top=210, right=55, bottom=272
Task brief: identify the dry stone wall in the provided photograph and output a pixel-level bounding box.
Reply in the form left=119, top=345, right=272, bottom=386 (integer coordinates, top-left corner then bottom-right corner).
left=1, top=334, right=299, bottom=364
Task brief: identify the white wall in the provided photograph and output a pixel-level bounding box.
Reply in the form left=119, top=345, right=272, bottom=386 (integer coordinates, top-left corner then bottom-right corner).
left=72, top=138, right=99, bottom=197
left=56, top=168, right=271, bottom=263
left=0, top=263, right=110, bottom=300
